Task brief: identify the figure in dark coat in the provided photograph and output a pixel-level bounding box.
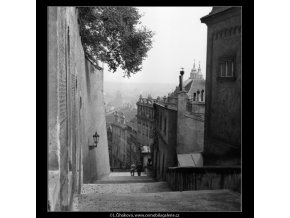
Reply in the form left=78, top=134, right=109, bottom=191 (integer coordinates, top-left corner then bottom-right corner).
left=136, top=162, right=142, bottom=176
left=130, top=163, right=136, bottom=176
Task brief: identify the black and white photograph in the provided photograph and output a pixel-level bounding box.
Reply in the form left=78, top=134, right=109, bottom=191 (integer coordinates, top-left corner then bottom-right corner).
left=11, top=1, right=290, bottom=217
left=47, top=6, right=242, bottom=212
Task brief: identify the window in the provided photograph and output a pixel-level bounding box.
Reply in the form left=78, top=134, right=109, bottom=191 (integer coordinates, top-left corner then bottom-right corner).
left=197, top=90, right=200, bottom=102
left=201, top=90, right=204, bottom=102
left=219, top=57, right=235, bottom=78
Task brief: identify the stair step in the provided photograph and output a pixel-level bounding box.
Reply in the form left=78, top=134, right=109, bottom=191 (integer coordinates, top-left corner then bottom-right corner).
left=81, top=182, right=171, bottom=194
left=73, top=189, right=241, bottom=212
left=92, top=179, right=155, bottom=184
left=92, top=175, right=155, bottom=184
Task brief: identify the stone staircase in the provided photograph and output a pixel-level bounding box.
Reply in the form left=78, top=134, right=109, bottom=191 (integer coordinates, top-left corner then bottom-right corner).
left=81, top=181, right=171, bottom=194
left=72, top=172, right=241, bottom=212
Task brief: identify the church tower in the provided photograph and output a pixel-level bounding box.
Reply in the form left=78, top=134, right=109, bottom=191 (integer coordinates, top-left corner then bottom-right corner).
left=190, top=60, right=203, bottom=79
left=197, top=61, right=203, bottom=79
left=190, top=60, right=197, bottom=79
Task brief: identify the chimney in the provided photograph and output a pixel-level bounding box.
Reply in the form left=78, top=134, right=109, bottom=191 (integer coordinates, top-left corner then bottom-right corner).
left=179, top=68, right=184, bottom=91
left=114, top=111, right=119, bottom=123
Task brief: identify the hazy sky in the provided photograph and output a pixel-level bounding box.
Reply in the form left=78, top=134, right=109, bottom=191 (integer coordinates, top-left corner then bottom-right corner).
left=103, top=7, right=212, bottom=84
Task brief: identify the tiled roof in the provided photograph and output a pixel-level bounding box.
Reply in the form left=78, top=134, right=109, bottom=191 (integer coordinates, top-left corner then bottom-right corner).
left=184, top=80, right=193, bottom=92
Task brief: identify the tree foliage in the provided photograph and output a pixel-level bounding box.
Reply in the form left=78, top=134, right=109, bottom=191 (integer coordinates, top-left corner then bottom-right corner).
left=78, top=7, right=154, bottom=78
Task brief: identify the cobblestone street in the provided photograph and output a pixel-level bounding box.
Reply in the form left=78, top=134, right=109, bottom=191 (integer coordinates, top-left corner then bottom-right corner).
left=72, top=172, right=241, bottom=212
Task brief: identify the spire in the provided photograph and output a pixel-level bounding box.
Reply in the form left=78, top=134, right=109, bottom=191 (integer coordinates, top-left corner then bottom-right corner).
left=198, top=61, right=201, bottom=73
left=193, top=59, right=196, bottom=70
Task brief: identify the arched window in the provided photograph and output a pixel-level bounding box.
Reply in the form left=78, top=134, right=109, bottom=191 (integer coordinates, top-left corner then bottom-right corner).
left=197, top=90, right=200, bottom=102
left=193, top=93, right=196, bottom=101
left=201, top=90, right=204, bottom=102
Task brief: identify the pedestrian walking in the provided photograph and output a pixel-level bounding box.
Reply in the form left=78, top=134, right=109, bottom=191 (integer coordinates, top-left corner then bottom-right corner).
left=130, top=163, right=136, bottom=176
left=137, top=162, right=142, bottom=176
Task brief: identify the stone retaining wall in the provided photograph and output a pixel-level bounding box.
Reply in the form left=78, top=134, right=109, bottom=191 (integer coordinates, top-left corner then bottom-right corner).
left=166, top=166, right=241, bottom=192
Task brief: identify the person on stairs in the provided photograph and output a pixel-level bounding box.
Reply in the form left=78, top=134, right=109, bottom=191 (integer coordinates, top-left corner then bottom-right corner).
left=137, top=162, right=142, bottom=176
left=130, top=163, right=136, bottom=176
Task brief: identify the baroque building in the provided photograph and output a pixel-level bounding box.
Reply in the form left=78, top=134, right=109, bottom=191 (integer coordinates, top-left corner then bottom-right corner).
left=126, top=117, right=141, bottom=167
left=110, top=112, right=128, bottom=168
left=109, top=112, right=141, bottom=169
left=201, top=6, right=241, bottom=166
left=152, top=63, right=206, bottom=181
left=136, top=95, right=155, bottom=170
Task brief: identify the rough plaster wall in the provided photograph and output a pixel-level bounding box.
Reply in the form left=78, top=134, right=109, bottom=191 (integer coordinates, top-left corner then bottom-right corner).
left=54, top=8, right=110, bottom=185
left=48, top=7, right=60, bottom=171
left=176, top=91, right=205, bottom=155
left=188, top=80, right=206, bottom=98
left=48, top=7, right=110, bottom=210
left=111, top=124, right=127, bottom=168
left=82, top=61, right=110, bottom=183
left=48, top=7, right=61, bottom=211
left=192, top=103, right=205, bottom=114
left=208, top=11, right=241, bottom=145
left=155, top=106, right=177, bottom=181
left=210, top=31, right=241, bottom=146
left=179, top=115, right=204, bottom=154
left=203, top=8, right=241, bottom=164
left=56, top=7, right=70, bottom=211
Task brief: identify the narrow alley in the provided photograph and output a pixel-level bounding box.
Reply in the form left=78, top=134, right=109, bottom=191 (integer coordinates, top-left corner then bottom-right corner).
left=48, top=6, right=242, bottom=212
left=72, top=172, right=240, bottom=212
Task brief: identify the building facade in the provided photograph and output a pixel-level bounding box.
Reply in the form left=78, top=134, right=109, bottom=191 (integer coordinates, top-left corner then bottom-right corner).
left=107, top=125, right=113, bottom=167
left=175, top=67, right=205, bottom=166
left=153, top=102, right=178, bottom=181
left=152, top=64, right=206, bottom=180
left=136, top=96, right=155, bottom=169
left=126, top=118, right=141, bottom=167
left=109, top=112, right=141, bottom=169
left=201, top=7, right=241, bottom=166
left=110, top=112, right=128, bottom=168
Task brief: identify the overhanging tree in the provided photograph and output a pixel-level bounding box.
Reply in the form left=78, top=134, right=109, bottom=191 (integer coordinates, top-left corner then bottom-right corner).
left=78, top=7, right=154, bottom=78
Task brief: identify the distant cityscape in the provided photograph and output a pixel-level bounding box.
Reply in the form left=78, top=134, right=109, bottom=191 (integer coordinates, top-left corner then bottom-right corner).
left=104, top=82, right=176, bottom=171
left=105, top=61, right=207, bottom=173
left=104, top=82, right=177, bottom=124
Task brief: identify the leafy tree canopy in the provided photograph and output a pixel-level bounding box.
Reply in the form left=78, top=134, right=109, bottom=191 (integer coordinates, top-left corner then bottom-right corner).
left=78, top=7, right=154, bottom=78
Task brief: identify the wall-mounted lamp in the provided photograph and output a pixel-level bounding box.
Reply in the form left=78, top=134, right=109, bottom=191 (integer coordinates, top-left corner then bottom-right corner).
left=89, top=131, right=99, bottom=150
